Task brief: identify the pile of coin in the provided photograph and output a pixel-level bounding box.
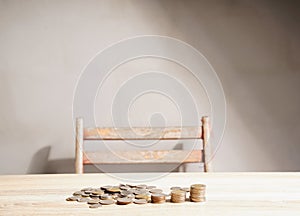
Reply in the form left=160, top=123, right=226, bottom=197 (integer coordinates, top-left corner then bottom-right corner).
left=66, top=183, right=207, bottom=208
left=170, top=190, right=186, bottom=203
left=189, top=184, right=206, bottom=202
left=151, top=193, right=166, bottom=204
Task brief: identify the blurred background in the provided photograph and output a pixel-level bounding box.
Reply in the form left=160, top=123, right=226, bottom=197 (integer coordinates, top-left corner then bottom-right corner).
left=0, top=0, right=299, bottom=174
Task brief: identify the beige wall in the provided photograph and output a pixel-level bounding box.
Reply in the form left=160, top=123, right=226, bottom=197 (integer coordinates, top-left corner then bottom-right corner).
left=0, top=0, right=299, bottom=174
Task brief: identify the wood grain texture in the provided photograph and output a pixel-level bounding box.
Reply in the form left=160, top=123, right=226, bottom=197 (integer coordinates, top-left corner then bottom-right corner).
left=202, top=116, right=212, bottom=172
left=76, top=117, right=211, bottom=173
left=75, top=118, right=83, bottom=174
left=0, top=173, right=300, bottom=216
left=83, top=126, right=202, bottom=140
left=83, top=150, right=202, bottom=164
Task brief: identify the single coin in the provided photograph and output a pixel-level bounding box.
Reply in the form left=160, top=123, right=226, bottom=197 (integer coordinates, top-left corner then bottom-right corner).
left=107, top=187, right=121, bottom=193
left=84, top=190, right=94, bottom=194
left=190, top=197, right=206, bottom=202
left=120, top=185, right=131, bottom=191
left=88, top=199, right=100, bottom=204
left=135, top=189, right=149, bottom=194
left=92, top=190, right=105, bottom=195
left=120, top=190, right=133, bottom=196
left=117, top=197, right=132, bottom=205
left=100, top=199, right=115, bottom=205
left=100, top=194, right=112, bottom=200
left=101, top=185, right=113, bottom=190
left=73, top=191, right=82, bottom=196
left=191, top=184, right=206, bottom=189
left=135, top=194, right=149, bottom=200
left=129, top=189, right=140, bottom=195
left=150, top=188, right=163, bottom=194
left=134, top=199, right=148, bottom=204
left=126, top=194, right=135, bottom=199
left=81, top=187, right=93, bottom=192
left=77, top=197, right=90, bottom=202
left=170, top=187, right=182, bottom=191
left=66, top=196, right=78, bottom=201
left=81, top=193, right=90, bottom=197
left=136, top=184, right=147, bottom=189
left=89, top=203, right=102, bottom=208
left=190, top=192, right=206, bottom=197
left=181, top=187, right=190, bottom=192
left=90, top=194, right=100, bottom=199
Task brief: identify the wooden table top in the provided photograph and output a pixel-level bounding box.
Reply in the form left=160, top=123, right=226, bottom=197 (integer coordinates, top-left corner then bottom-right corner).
left=0, top=172, right=299, bottom=215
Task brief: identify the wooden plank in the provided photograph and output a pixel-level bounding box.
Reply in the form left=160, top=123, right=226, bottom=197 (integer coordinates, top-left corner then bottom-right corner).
left=75, top=118, right=83, bottom=174
left=202, top=116, right=212, bottom=172
left=83, top=126, right=202, bottom=140
left=83, top=150, right=202, bottom=164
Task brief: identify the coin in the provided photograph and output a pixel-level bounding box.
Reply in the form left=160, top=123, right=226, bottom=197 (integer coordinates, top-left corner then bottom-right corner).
left=77, top=197, right=90, bottom=202
left=81, top=187, right=93, bottom=192
left=150, top=188, right=163, bottom=194
left=87, top=199, right=100, bottom=204
left=100, top=194, right=112, bottom=200
left=190, top=197, right=206, bottom=202
left=134, top=199, right=148, bottom=204
left=84, top=190, right=94, bottom=194
left=101, top=185, right=113, bottom=190
left=107, top=187, right=121, bottom=193
left=136, top=184, right=147, bottom=189
left=181, top=187, right=190, bottom=192
left=134, top=189, right=149, bottom=195
left=89, top=203, right=102, bottom=208
left=135, top=194, right=149, bottom=200
left=81, top=193, right=90, bottom=197
left=126, top=194, right=135, bottom=199
left=73, top=191, right=82, bottom=196
left=99, top=199, right=115, bottom=205
left=120, top=185, right=131, bottom=191
left=120, top=190, right=133, bottom=197
left=92, top=190, right=105, bottom=195
left=117, top=197, right=132, bottom=205
left=90, top=194, right=100, bottom=199
left=170, top=186, right=182, bottom=191
left=66, top=196, right=78, bottom=201
left=191, top=184, right=206, bottom=190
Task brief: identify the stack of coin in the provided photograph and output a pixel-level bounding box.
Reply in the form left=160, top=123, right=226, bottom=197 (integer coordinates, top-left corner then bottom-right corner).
left=66, top=183, right=208, bottom=208
left=189, top=184, right=206, bottom=202
left=170, top=190, right=186, bottom=203
left=151, top=194, right=166, bottom=204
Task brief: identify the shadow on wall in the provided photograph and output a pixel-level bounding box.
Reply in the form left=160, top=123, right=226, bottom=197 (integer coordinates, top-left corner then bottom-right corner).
left=26, top=146, right=202, bottom=174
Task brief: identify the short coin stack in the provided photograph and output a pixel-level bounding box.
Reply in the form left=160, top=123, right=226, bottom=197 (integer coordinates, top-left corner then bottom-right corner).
left=170, top=190, right=186, bottom=203
left=151, top=193, right=166, bottom=204
left=189, top=184, right=206, bottom=202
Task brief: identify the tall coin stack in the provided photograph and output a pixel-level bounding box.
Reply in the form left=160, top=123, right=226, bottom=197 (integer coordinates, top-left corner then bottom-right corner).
left=189, top=184, right=206, bottom=202
left=170, top=190, right=186, bottom=203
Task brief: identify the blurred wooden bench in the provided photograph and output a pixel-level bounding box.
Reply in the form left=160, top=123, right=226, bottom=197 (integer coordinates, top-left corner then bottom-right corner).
left=75, top=116, right=212, bottom=173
